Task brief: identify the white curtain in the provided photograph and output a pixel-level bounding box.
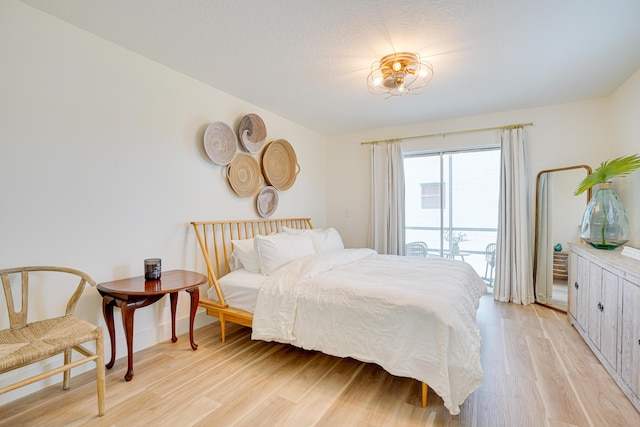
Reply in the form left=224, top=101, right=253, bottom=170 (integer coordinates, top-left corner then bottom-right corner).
left=368, top=141, right=405, bottom=255
left=494, top=127, right=534, bottom=304
left=535, top=173, right=554, bottom=304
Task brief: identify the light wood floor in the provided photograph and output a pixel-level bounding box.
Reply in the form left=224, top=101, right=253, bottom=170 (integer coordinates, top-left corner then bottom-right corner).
left=2, top=295, right=639, bottom=426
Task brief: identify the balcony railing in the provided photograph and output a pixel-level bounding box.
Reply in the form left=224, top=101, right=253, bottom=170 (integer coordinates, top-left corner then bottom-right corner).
left=405, top=225, right=497, bottom=283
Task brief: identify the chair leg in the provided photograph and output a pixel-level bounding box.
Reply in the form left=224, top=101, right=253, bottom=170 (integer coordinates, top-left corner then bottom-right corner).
left=63, top=348, right=71, bottom=390
left=96, top=328, right=105, bottom=416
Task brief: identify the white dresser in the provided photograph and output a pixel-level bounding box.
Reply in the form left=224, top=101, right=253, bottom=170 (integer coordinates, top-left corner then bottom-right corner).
left=568, top=243, right=640, bottom=412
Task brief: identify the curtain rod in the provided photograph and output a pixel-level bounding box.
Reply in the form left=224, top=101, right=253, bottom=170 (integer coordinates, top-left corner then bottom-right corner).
left=360, top=122, right=534, bottom=145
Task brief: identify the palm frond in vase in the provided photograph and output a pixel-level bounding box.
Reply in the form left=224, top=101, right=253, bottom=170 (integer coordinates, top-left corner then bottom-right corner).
left=574, top=154, right=640, bottom=195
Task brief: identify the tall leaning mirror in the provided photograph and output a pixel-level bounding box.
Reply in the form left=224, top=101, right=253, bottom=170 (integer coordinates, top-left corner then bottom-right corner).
left=534, top=165, right=592, bottom=312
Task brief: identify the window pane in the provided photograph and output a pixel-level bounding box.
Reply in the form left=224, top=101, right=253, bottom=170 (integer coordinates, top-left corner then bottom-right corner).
left=404, top=155, right=442, bottom=255
left=404, top=148, right=500, bottom=282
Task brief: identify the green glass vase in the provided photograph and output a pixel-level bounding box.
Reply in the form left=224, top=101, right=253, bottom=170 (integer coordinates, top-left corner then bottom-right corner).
left=579, top=183, right=630, bottom=250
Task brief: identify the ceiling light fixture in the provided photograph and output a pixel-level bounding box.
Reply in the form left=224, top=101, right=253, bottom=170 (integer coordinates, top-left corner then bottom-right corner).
left=367, top=52, right=433, bottom=98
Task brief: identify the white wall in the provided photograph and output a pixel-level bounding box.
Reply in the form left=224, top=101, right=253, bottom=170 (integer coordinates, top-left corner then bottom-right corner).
left=327, top=99, right=613, bottom=248
left=551, top=168, right=590, bottom=251
left=0, top=0, right=327, bottom=402
left=611, top=68, right=640, bottom=246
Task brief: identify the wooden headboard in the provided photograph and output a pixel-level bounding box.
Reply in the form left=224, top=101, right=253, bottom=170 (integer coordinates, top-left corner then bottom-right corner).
left=190, top=218, right=313, bottom=305
left=190, top=218, right=313, bottom=342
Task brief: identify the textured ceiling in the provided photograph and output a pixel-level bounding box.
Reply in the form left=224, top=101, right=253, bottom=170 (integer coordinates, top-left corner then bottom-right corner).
left=18, top=0, right=640, bottom=135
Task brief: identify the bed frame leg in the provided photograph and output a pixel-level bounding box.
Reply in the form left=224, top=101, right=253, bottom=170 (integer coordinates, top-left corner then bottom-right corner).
left=219, top=314, right=226, bottom=343
left=421, top=382, right=428, bottom=408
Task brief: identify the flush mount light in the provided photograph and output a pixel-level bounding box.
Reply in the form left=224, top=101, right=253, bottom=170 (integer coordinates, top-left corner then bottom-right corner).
left=367, top=52, right=433, bottom=98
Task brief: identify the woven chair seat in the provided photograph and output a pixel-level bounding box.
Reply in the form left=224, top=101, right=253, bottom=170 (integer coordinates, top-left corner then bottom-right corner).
left=0, top=315, right=101, bottom=373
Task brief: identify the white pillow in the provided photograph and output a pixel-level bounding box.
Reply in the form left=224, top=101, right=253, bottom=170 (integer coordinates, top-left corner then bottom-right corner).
left=282, top=227, right=344, bottom=253
left=254, top=232, right=316, bottom=275
left=228, top=251, right=242, bottom=272
left=282, top=226, right=322, bottom=235
left=310, top=228, right=344, bottom=253
left=230, top=238, right=260, bottom=274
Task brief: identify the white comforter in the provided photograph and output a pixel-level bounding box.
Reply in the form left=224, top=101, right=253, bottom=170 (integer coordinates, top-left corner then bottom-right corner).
left=251, top=248, right=486, bottom=415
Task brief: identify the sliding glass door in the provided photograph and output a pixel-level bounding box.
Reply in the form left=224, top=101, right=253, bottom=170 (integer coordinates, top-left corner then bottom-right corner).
left=404, top=148, right=500, bottom=279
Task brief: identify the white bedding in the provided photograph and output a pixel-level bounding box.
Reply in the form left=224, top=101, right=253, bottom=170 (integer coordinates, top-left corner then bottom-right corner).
left=251, top=248, right=486, bottom=415
left=209, top=269, right=267, bottom=313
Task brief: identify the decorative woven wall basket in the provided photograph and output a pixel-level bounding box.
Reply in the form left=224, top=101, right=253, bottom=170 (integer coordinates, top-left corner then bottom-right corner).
left=203, top=121, right=238, bottom=165
left=238, top=113, right=267, bottom=153
left=261, top=139, right=299, bottom=191
left=256, top=186, right=279, bottom=218
left=226, top=153, right=262, bottom=197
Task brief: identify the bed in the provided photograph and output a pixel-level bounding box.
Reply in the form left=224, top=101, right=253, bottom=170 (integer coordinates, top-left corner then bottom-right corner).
left=191, top=218, right=486, bottom=415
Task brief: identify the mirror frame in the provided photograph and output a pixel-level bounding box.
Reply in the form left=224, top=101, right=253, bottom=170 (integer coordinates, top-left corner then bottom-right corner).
left=533, top=165, right=592, bottom=290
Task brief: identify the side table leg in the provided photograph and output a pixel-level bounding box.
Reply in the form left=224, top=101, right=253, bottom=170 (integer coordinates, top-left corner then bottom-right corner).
left=120, top=301, right=136, bottom=381
left=186, top=288, right=199, bottom=350
left=102, top=296, right=116, bottom=369
left=170, top=292, right=178, bottom=343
